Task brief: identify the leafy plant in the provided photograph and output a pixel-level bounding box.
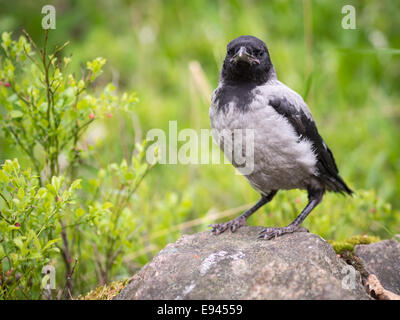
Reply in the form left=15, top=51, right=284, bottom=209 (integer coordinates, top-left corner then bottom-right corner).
left=0, top=159, right=81, bottom=299
left=77, top=148, right=155, bottom=285
left=0, top=30, right=155, bottom=299
left=0, top=30, right=137, bottom=184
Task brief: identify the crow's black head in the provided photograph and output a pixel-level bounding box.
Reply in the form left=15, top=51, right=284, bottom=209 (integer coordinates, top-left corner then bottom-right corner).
left=221, top=35, right=273, bottom=85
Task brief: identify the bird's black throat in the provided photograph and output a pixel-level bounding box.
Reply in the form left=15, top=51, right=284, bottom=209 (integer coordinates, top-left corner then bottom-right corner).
left=214, top=83, right=257, bottom=113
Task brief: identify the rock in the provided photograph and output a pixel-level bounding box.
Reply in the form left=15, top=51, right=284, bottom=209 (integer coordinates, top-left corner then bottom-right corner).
left=355, top=237, right=400, bottom=295
left=115, top=227, right=370, bottom=300
left=364, top=274, right=400, bottom=300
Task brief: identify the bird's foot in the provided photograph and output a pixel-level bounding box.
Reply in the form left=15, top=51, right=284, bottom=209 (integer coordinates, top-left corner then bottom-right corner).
left=209, top=216, right=247, bottom=235
left=258, top=225, right=309, bottom=240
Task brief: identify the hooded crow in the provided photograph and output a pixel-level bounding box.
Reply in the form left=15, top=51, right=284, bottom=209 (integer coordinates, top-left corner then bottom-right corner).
left=209, top=35, right=353, bottom=240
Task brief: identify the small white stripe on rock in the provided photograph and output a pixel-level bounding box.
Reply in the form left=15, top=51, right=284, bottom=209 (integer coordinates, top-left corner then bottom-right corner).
left=199, top=250, right=245, bottom=276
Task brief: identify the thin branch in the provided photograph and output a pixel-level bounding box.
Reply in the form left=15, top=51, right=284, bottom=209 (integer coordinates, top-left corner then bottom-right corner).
left=66, top=258, right=78, bottom=299
left=0, top=210, right=12, bottom=224
left=8, top=127, right=41, bottom=182
left=0, top=193, right=10, bottom=209
left=22, top=44, right=43, bottom=72
left=22, top=29, right=41, bottom=56
left=51, top=41, right=70, bottom=58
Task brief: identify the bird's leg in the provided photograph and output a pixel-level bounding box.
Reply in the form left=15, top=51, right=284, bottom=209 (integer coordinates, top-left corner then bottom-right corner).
left=258, top=187, right=325, bottom=240
left=210, top=190, right=277, bottom=235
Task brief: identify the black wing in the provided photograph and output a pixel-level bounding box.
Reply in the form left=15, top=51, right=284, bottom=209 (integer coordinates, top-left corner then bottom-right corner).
left=269, top=96, right=353, bottom=195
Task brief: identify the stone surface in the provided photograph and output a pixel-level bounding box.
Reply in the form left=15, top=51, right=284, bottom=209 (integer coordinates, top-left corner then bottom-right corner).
left=115, top=227, right=370, bottom=300
left=355, top=237, right=400, bottom=295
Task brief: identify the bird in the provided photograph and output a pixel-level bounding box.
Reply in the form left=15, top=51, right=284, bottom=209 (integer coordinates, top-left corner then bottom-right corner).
left=209, top=35, right=353, bottom=240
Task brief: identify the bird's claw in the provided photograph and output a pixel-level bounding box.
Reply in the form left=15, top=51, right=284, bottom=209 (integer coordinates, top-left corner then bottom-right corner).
left=209, top=217, right=247, bottom=235
left=258, top=226, right=309, bottom=240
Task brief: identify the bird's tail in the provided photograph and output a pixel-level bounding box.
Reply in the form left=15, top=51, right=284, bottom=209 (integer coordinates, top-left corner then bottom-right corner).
left=324, top=173, right=354, bottom=196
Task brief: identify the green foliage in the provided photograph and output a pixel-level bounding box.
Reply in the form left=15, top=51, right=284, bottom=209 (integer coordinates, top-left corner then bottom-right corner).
left=77, top=150, right=155, bottom=285
left=0, top=30, right=137, bottom=184
left=0, top=159, right=80, bottom=299
left=0, top=30, right=153, bottom=299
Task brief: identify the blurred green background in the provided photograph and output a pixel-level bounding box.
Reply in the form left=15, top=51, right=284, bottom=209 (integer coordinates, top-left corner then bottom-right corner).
left=1, top=0, right=399, bottom=295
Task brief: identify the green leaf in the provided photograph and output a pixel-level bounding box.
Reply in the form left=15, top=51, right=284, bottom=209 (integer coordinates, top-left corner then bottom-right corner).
left=42, top=238, right=61, bottom=252
left=17, top=187, right=25, bottom=199
left=30, top=230, right=41, bottom=250
left=1, top=32, right=12, bottom=47
left=36, top=188, right=47, bottom=198
left=0, top=245, right=5, bottom=259
left=7, top=225, right=20, bottom=232
left=14, top=237, right=23, bottom=249
left=7, top=94, right=18, bottom=103
left=51, top=176, right=64, bottom=192
left=47, top=247, right=60, bottom=254
left=70, top=179, right=82, bottom=190
left=101, top=202, right=113, bottom=210
left=10, top=110, right=23, bottom=119
left=75, top=207, right=85, bottom=218
left=0, top=170, right=9, bottom=183
left=29, top=252, right=42, bottom=260
left=46, top=183, right=56, bottom=195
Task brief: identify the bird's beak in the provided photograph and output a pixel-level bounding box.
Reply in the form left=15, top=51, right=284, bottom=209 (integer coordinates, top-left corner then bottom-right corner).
left=230, top=46, right=260, bottom=65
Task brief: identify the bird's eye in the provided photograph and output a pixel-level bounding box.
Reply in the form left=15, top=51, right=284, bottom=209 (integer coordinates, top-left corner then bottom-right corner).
left=254, top=49, right=262, bottom=56
left=228, top=48, right=235, bottom=55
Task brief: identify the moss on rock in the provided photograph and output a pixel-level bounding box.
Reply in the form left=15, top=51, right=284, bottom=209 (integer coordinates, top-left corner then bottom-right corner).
left=78, top=279, right=130, bottom=300
left=328, top=235, right=381, bottom=254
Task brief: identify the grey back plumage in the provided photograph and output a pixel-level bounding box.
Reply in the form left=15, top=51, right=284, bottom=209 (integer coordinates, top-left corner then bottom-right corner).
left=265, top=80, right=353, bottom=195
